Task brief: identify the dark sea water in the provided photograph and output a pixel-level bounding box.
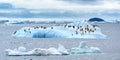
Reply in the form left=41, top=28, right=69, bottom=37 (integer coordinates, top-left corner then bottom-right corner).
left=0, top=23, right=120, bottom=60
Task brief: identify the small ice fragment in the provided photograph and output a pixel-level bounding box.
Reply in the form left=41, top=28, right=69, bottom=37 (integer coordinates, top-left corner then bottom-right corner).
left=78, top=41, right=88, bottom=48
left=58, top=44, right=69, bottom=55
left=71, top=41, right=101, bottom=54
left=18, top=46, right=26, bottom=52
left=48, top=47, right=61, bottom=55
left=90, top=47, right=101, bottom=53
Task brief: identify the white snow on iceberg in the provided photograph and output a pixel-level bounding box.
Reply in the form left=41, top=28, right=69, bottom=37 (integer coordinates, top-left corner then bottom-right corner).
left=12, top=21, right=106, bottom=39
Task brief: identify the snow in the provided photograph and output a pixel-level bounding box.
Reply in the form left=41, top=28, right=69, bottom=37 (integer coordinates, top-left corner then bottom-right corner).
left=12, top=21, right=106, bottom=39
left=5, top=41, right=101, bottom=56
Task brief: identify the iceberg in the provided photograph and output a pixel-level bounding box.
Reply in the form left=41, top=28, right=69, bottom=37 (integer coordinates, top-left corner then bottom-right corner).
left=70, top=41, right=101, bottom=54
left=18, top=46, right=27, bottom=52
left=5, top=44, right=69, bottom=56
left=5, top=21, right=25, bottom=25
left=57, top=44, right=69, bottom=55
left=5, top=42, right=101, bottom=56
left=12, top=21, right=106, bottom=39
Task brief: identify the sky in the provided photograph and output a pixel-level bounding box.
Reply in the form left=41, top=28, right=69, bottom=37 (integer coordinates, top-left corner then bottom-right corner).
left=0, top=0, right=120, bottom=21
left=0, top=0, right=120, bottom=10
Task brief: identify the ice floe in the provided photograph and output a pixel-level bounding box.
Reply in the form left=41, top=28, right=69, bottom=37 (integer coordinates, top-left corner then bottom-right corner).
left=5, top=41, right=101, bottom=56
left=70, top=41, right=101, bottom=54
left=5, top=44, right=69, bottom=56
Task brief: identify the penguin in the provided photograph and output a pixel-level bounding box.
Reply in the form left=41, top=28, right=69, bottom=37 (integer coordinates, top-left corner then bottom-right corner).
left=73, top=26, right=75, bottom=29
left=43, top=27, right=47, bottom=29
left=51, top=27, right=53, bottom=29
left=68, top=25, right=71, bottom=28
left=64, top=24, right=67, bottom=28
left=24, top=29, right=26, bottom=32
left=13, top=31, right=17, bottom=34
left=41, top=26, right=43, bottom=28
left=34, top=26, right=39, bottom=29
left=76, top=31, right=78, bottom=35
left=30, top=59, right=32, bottom=60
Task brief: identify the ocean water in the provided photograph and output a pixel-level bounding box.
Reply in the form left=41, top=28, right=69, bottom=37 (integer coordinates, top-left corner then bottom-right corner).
left=0, top=23, right=120, bottom=60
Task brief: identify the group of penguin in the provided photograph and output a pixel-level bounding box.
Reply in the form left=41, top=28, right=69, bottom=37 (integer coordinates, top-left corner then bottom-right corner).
left=64, top=22, right=97, bottom=35
left=13, top=21, right=98, bottom=36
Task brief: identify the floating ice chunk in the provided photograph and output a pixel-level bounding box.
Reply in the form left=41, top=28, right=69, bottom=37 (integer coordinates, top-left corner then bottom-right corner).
left=58, top=44, right=69, bottom=55
left=71, top=41, right=101, bottom=54
left=5, top=44, right=69, bottom=56
left=5, top=49, right=12, bottom=55
left=5, top=43, right=101, bottom=56
left=48, top=47, right=61, bottom=55
left=5, top=21, right=24, bottom=25
left=5, top=49, right=26, bottom=56
left=5, top=47, right=27, bottom=56
left=32, top=48, right=50, bottom=56
left=90, top=47, right=101, bottom=53
left=78, top=41, right=88, bottom=48
left=18, top=47, right=26, bottom=52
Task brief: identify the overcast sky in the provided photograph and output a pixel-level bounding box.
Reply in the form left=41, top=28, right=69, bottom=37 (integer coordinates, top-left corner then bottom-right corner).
left=0, top=0, right=120, bottom=11
left=0, top=0, right=120, bottom=21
